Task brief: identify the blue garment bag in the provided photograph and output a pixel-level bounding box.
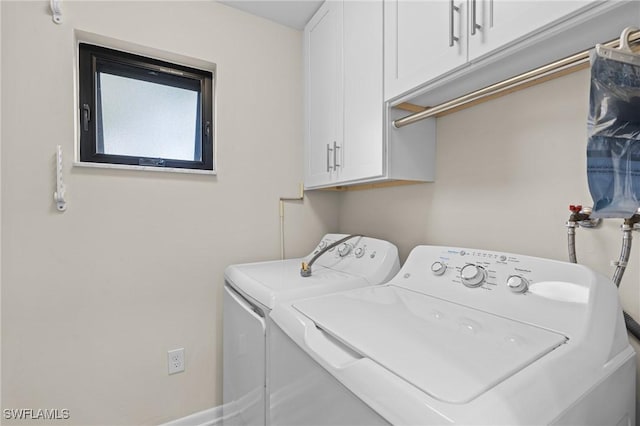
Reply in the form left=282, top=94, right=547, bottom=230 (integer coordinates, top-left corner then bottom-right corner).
left=588, top=28, right=640, bottom=218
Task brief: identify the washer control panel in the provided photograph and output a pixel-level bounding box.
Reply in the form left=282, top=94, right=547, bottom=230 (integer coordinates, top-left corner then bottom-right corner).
left=418, top=248, right=569, bottom=295
left=392, top=245, right=598, bottom=334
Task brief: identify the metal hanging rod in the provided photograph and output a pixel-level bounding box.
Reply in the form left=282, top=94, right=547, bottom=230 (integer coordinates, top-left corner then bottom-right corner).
left=392, top=29, right=640, bottom=129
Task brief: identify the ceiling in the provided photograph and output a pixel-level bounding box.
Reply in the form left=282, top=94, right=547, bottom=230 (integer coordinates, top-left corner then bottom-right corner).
left=218, top=0, right=323, bottom=30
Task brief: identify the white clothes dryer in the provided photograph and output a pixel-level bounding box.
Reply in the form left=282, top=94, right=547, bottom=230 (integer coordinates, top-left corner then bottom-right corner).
left=270, top=245, right=636, bottom=425
left=222, top=234, right=400, bottom=426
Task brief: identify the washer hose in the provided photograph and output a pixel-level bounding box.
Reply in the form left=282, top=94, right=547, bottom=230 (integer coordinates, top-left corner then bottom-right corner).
left=624, top=311, right=640, bottom=341
left=610, top=226, right=640, bottom=341
left=613, top=227, right=633, bottom=288
left=300, top=234, right=364, bottom=277
left=567, top=223, right=578, bottom=264
left=568, top=220, right=640, bottom=341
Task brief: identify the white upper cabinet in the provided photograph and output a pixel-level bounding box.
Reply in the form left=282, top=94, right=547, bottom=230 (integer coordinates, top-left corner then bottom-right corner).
left=384, top=0, right=599, bottom=101
left=304, top=0, right=436, bottom=189
left=384, top=0, right=469, bottom=103
left=339, top=0, right=385, bottom=183
left=467, top=0, right=591, bottom=61
left=306, top=0, right=385, bottom=189
left=304, top=1, right=341, bottom=188
left=305, top=0, right=636, bottom=189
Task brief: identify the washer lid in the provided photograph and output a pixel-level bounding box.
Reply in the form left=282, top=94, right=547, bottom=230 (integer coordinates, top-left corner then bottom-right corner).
left=293, top=285, right=567, bottom=404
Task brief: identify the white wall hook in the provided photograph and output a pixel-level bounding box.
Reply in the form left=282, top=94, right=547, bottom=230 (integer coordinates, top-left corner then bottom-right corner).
left=50, top=0, right=62, bottom=24
left=54, top=145, right=66, bottom=212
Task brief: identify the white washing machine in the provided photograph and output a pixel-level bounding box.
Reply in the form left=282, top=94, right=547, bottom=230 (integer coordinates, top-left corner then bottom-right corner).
left=270, top=245, right=636, bottom=425
left=222, top=234, right=400, bottom=426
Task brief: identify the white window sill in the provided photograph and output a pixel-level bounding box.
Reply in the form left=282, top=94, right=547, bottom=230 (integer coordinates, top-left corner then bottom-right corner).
left=73, top=161, right=217, bottom=176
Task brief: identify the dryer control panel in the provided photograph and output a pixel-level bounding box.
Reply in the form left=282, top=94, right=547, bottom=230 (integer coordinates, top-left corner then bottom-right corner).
left=309, top=234, right=401, bottom=285
left=391, top=245, right=620, bottom=338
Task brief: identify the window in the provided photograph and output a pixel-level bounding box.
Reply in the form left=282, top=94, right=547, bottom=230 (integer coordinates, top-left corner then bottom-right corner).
left=78, top=43, right=214, bottom=171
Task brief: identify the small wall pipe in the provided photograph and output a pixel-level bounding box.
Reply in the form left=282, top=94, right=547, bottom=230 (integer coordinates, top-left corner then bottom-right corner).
left=279, top=183, right=304, bottom=260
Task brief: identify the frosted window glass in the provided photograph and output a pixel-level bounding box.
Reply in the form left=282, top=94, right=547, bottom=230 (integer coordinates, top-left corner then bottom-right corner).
left=98, top=73, right=200, bottom=161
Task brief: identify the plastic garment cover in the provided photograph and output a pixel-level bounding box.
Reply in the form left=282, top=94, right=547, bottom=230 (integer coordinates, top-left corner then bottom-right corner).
left=587, top=50, right=640, bottom=218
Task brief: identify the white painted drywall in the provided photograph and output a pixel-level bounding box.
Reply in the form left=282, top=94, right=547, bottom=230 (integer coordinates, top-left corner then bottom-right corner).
left=338, top=68, right=640, bottom=402
left=0, top=1, right=338, bottom=424
left=0, top=0, right=3, bottom=413
left=4, top=1, right=639, bottom=424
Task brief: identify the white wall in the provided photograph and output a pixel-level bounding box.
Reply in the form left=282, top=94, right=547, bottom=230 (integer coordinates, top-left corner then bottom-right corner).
left=0, top=0, right=3, bottom=412
left=338, top=68, right=640, bottom=401
left=0, top=2, right=338, bottom=424
left=4, top=2, right=639, bottom=424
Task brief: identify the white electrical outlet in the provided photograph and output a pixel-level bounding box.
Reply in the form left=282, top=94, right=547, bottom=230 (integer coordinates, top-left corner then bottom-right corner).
left=168, top=348, right=185, bottom=375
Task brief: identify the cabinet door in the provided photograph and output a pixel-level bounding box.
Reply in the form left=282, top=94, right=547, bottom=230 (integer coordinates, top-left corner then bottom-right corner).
left=468, top=0, right=593, bottom=61
left=384, top=0, right=468, bottom=101
left=339, top=0, right=385, bottom=183
left=304, top=2, right=342, bottom=188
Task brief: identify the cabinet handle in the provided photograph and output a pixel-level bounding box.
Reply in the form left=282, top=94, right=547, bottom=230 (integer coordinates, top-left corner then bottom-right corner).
left=490, top=0, right=493, bottom=28
left=333, top=141, right=340, bottom=168
left=449, top=0, right=459, bottom=47
left=326, top=143, right=333, bottom=172
left=471, top=0, right=481, bottom=35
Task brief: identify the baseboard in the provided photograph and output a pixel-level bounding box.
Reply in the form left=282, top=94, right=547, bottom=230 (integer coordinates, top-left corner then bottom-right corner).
left=160, top=405, right=222, bottom=426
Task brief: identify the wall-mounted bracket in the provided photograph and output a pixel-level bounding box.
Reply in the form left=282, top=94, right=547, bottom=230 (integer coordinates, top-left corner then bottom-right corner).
left=50, top=0, right=63, bottom=24
left=54, top=145, right=67, bottom=212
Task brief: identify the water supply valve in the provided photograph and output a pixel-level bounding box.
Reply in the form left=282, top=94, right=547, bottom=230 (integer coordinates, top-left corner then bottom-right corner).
left=569, top=205, right=589, bottom=221
left=568, top=204, right=601, bottom=228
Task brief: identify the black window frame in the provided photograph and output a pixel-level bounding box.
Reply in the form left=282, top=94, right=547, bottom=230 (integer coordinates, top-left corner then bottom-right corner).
left=78, top=43, right=214, bottom=171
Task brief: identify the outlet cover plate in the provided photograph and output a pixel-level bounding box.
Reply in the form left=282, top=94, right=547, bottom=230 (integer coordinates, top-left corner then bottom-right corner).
left=168, top=348, right=185, bottom=375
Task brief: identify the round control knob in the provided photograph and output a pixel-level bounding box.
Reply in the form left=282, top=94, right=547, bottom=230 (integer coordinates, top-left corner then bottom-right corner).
left=431, top=261, right=447, bottom=276
left=318, top=241, right=327, bottom=250
left=460, top=264, right=486, bottom=288
left=338, top=243, right=352, bottom=257
left=507, top=275, right=529, bottom=293
left=354, top=247, right=365, bottom=258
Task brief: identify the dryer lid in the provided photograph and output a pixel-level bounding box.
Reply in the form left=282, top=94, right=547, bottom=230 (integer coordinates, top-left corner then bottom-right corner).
left=293, top=285, right=567, bottom=404
left=225, top=259, right=366, bottom=310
